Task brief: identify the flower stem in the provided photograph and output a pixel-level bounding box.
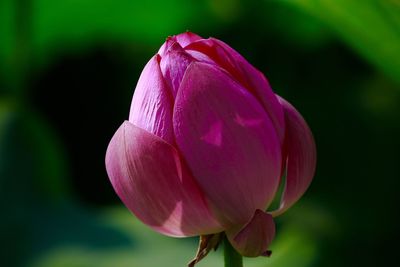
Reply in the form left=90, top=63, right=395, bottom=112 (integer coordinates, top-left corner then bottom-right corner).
left=224, top=235, right=243, bottom=267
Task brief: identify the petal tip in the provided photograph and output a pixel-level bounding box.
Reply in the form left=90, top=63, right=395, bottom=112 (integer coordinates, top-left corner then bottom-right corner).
left=226, top=210, right=275, bottom=257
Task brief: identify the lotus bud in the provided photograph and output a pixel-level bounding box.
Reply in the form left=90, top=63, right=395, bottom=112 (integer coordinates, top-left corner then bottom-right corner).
left=105, top=32, right=316, bottom=261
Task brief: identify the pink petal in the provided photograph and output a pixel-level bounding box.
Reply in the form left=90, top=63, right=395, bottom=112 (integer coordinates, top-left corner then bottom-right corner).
left=129, top=55, right=174, bottom=144
left=184, top=39, right=238, bottom=80
left=105, top=121, right=222, bottom=237
left=185, top=39, right=285, bottom=144
left=185, top=49, right=217, bottom=66
left=173, top=62, right=282, bottom=227
left=158, top=32, right=202, bottom=57
left=270, top=97, right=317, bottom=217
left=160, top=42, right=194, bottom=98
left=158, top=37, right=176, bottom=57
left=175, top=31, right=202, bottom=47
left=209, top=38, right=286, bottom=144
left=226, top=209, right=275, bottom=257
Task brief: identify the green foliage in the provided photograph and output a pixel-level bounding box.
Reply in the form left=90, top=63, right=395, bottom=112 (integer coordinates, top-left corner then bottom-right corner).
left=0, top=101, right=70, bottom=266
left=0, top=103, right=70, bottom=201
left=29, top=205, right=322, bottom=267
left=281, top=0, right=400, bottom=84
left=0, top=0, right=219, bottom=73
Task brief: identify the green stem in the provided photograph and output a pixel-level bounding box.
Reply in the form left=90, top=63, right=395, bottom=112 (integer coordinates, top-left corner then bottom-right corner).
left=224, top=236, right=243, bottom=267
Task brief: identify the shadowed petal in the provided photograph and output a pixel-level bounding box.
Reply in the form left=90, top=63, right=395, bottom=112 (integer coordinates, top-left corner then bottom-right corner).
left=226, top=209, right=275, bottom=257
left=270, top=97, right=317, bottom=217
left=105, top=121, right=222, bottom=237
left=160, top=42, right=194, bottom=98
left=173, top=62, right=281, bottom=227
left=129, top=55, right=174, bottom=144
left=185, top=49, right=216, bottom=66
left=185, top=39, right=238, bottom=81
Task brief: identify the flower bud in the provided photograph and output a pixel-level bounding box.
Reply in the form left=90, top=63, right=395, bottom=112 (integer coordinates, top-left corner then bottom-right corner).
left=105, top=32, right=316, bottom=258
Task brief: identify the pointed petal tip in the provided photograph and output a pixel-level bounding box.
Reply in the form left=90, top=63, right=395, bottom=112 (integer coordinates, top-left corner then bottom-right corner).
left=175, top=31, right=203, bottom=47
left=226, top=209, right=275, bottom=257
left=160, top=46, right=195, bottom=98
left=159, top=32, right=203, bottom=56
left=158, top=37, right=182, bottom=56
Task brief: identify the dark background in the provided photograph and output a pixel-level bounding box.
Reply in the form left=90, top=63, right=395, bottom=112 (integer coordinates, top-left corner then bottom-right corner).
left=1, top=0, right=399, bottom=266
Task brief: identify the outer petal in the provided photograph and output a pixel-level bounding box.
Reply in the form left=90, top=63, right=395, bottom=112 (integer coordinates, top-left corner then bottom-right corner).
left=105, top=121, right=222, bottom=237
left=173, top=62, right=281, bottom=227
left=185, top=38, right=285, bottom=143
left=226, top=209, right=275, bottom=257
left=129, top=55, right=174, bottom=144
left=270, top=97, right=317, bottom=217
left=160, top=42, right=194, bottom=98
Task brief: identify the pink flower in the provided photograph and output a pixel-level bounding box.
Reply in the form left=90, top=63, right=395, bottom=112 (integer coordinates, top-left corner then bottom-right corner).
left=105, top=32, right=316, bottom=257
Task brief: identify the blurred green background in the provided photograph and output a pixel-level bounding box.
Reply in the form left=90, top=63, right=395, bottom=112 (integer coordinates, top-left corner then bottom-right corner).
left=1, top=0, right=399, bottom=266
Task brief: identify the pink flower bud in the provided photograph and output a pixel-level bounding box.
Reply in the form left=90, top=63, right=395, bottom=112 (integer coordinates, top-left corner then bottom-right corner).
left=105, top=32, right=316, bottom=257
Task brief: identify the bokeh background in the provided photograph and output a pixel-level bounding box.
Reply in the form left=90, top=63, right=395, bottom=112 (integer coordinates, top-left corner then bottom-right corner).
left=1, top=0, right=400, bottom=266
